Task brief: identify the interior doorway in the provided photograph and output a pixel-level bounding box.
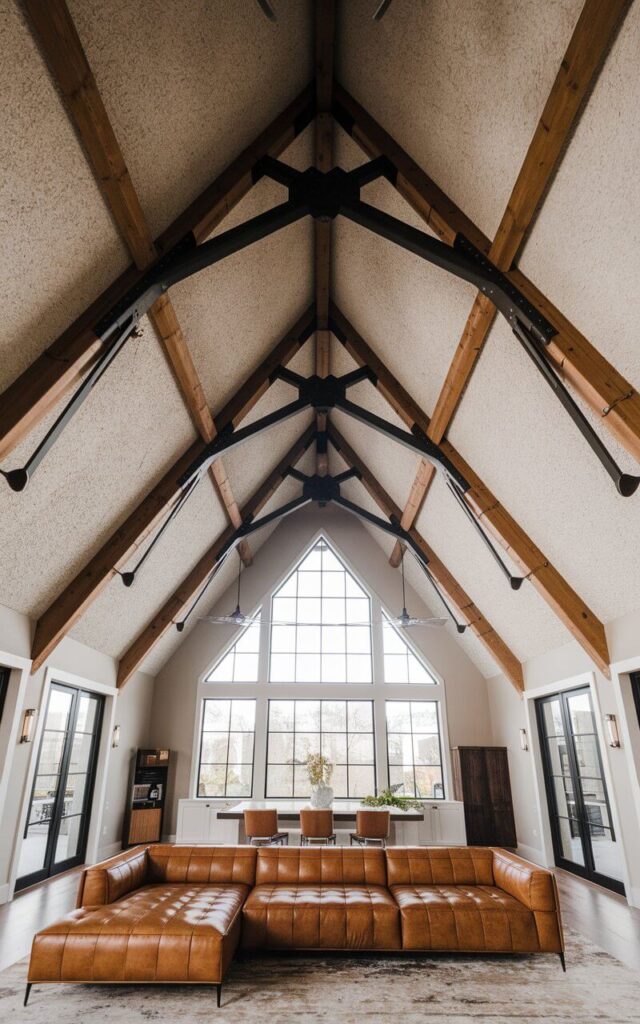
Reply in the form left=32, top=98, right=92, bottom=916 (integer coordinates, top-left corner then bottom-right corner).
left=536, top=686, right=625, bottom=895
left=16, top=683, right=104, bottom=891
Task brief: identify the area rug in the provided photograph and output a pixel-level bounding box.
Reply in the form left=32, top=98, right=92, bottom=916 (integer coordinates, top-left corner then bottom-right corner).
left=1, top=930, right=639, bottom=1023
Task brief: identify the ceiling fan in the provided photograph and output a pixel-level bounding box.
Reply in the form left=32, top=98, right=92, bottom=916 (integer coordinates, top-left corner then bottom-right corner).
left=383, top=555, right=447, bottom=630
left=199, top=552, right=447, bottom=630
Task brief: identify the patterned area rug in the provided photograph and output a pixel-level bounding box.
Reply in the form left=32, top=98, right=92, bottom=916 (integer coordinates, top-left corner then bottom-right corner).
left=2, top=930, right=639, bottom=1023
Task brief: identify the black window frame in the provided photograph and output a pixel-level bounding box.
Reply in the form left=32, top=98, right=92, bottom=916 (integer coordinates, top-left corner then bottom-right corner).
left=265, top=698, right=377, bottom=799
left=197, top=698, right=257, bottom=799
left=384, top=699, right=445, bottom=800
left=0, top=665, right=10, bottom=725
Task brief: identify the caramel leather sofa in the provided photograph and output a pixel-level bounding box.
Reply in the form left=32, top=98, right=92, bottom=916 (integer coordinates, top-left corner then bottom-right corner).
left=26, top=844, right=564, bottom=1007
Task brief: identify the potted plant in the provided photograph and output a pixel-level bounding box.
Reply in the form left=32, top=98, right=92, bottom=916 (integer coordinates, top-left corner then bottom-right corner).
left=360, top=784, right=423, bottom=812
left=306, top=753, right=334, bottom=808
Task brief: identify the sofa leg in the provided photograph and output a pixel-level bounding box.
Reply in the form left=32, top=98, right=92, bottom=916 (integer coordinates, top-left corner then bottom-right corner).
left=216, top=984, right=222, bottom=1008
left=24, top=983, right=32, bottom=1007
left=559, top=952, right=566, bottom=973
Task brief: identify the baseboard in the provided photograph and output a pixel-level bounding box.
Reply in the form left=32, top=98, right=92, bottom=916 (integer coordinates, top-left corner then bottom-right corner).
left=97, top=840, right=122, bottom=861
left=516, top=844, right=546, bottom=866
left=626, top=885, right=640, bottom=909
left=0, top=882, right=10, bottom=905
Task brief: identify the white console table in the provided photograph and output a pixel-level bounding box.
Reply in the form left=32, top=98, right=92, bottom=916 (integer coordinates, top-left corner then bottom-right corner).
left=176, top=798, right=466, bottom=846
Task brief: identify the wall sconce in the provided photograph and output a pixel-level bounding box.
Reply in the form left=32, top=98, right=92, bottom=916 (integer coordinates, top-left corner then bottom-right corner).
left=112, top=724, right=121, bottom=748
left=20, top=708, right=37, bottom=743
left=605, top=714, right=620, bottom=748
left=519, top=728, right=529, bottom=751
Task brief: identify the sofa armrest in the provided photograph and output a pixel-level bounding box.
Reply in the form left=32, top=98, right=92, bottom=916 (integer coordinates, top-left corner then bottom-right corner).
left=76, top=845, right=149, bottom=907
left=492, top=848, right=558, bottom=912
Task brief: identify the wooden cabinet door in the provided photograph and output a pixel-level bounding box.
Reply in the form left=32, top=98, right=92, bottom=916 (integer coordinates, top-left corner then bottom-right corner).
left=128, top=808, right=162, bottom=844
left=176, top=800, right=212, bottom=842
left=485, top=749, right=517, bottom=847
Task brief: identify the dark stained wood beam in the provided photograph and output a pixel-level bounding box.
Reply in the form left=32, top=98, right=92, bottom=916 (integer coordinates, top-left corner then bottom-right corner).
left=394, top=0, right=632, bottom=543
left=0, top=64, right=314, bottom=463
left=326, top=424, right=524, bottom=692
left=30, top=308, right=315, bottom=673
left=314, top=0, right=335, bottom=473
left=330, top=302, right=611, bottom=677
left=117, top=425, right=316, bottom=687
left=23, top=0, right=253, bottom=562
left=333, top=75, right=640, bottom=464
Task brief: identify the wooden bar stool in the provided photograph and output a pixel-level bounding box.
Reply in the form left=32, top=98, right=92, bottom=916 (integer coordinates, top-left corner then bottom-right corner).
left=349, top=809, right=390, bottom=848
left=300, top=808, right=336, bottom=846
left=243, top=809, right=288, bottom=847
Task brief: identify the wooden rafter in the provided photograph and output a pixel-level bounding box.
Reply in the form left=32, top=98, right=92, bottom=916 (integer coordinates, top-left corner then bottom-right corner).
left=330, top=302, right=611, bottom=677
left=23, top=0, right=254, bottom=562
left=387, top=0, right=632, bottom=558
left=117, top=425, right=316, bottom=687
left=314, top=0, right=335, bottom=473
left=326, top=424, right=524, bottom=692
left=0, top=71, right=313, bottom=464
left=30, top=308, right=315, bottom=673
left=332, top=77, right=640, bottom=465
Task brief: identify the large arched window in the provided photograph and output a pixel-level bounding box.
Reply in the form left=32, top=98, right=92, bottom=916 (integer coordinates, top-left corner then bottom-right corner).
left=197, top=534, right=447, bottom=801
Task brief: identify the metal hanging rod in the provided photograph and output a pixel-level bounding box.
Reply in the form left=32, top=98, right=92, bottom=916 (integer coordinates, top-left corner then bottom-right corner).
left=117, top=475, right=200, bottom=588
left=447, top=480, right=525, bottom=590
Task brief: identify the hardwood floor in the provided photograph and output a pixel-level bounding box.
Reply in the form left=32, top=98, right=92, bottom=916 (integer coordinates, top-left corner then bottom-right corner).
left=0, top=863, right=639, bottom=974
left=0, top=868, right=81, bottom=972
left=553, top=867, right=640, bottom=972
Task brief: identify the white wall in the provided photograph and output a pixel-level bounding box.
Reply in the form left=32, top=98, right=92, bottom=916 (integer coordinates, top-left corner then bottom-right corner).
left=150, top=506, right=494, bottom=834
left=0, top=601, right=154, bottom=902
left=487, top=609, right=640, bottom=908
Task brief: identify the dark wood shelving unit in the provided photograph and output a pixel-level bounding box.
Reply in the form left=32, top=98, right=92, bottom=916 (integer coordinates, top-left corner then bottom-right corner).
left=122, top=749, right=171, bottom=847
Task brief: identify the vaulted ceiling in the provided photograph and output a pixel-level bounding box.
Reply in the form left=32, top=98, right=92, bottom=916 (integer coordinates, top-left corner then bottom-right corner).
left=1, top=0, right=639, bottom=691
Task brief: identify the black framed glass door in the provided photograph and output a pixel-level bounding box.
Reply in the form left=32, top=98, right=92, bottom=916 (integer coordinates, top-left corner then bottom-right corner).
left=536, top=686, right=625, bottom=895
left=16, top=683, right=104, bottom=890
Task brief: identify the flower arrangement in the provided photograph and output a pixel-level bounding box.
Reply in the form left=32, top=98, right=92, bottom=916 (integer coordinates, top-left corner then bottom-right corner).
left=306, top=753, right=333, bottom=786
left=361, top=785, right=423, bottom=812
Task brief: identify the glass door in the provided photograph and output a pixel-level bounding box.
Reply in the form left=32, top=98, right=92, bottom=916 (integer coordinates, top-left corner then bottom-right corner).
left=536, top=686, right=625, bottom=895
left=16, top=683, right=103, bottom=890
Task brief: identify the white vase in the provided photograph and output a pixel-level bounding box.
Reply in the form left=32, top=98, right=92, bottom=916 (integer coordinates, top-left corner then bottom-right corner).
left=310, top=782, right=334, bottom=808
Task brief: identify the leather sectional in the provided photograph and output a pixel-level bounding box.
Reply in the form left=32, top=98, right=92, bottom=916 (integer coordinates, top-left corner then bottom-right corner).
left=26, top=844, right=564, bottom=1006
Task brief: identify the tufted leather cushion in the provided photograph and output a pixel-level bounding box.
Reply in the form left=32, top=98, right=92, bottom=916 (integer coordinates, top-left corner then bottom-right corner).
left=386, top=846, right=494, bottom=887
left=77, top=845, right=149, bottom=908
left=242, top=883, right=401, bottom=950
left=391, top=884, right=547, bottom=951
left=147, top=845, right=257, bottom=886
left=29, top=883, right=248, bottom=984
left=256, top=846, right=387, bottom=886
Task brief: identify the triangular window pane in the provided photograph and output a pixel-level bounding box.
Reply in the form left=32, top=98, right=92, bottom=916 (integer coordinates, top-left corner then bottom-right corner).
left=382, top=611, right=437, bottom=685
left=207, top=616, right=261, bottom=683
left=269, top=537, right=372, bottom=683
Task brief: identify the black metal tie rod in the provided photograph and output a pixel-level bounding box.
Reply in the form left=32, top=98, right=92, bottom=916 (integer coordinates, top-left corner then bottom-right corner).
left=447, top=480, right=525, bottom=590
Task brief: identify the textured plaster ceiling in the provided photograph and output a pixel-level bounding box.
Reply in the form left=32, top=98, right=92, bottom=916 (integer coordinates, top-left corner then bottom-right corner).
left=2, top=0, right=640, bottom=684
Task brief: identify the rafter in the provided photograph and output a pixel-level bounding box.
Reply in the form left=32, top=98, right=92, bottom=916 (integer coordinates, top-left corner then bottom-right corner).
left=326, top=424, right=523, bottom=692
left=314, top=0, right=336, bottom=473
left=30, top=308, right=315, bottom=673
left=23, top=0, right=253, bottom=562
left=116, top=425, right=316, bottom=688
left=387, top=0, right=631, bottom=556
left=0, top=73, right=314, bottom=465
left=333, top=76, right=640, bottom=465
left=329, top=302, right=611, bottom=677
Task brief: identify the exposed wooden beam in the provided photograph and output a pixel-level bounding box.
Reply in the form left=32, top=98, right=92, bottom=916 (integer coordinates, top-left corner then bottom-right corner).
left=394, top=0, right=631, bottom=545
left=329, top=303, right=611, bottom=677
left=117, top=425, right=316, bottom=687
left=333, top=78, right=640, bottom=463
left=314, top=0, right=335, bottom=473
left=0, top=74, right=314, bottom=464
left=23, top=0, right=252, bottom=562
left=326, top=424, right=524, bottom=692
left=30, top=308, right=315, bottom=672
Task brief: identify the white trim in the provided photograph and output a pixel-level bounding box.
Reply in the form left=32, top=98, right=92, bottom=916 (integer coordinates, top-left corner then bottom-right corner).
left=0, top=651, right=32, bottom=856
left=0, top=882, right=10, bottom=905
left=96, top=840, right=122, bottom=862
left=7, top=665, right=118, bottom=900
left=516, top=843, right=546, bottom=866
